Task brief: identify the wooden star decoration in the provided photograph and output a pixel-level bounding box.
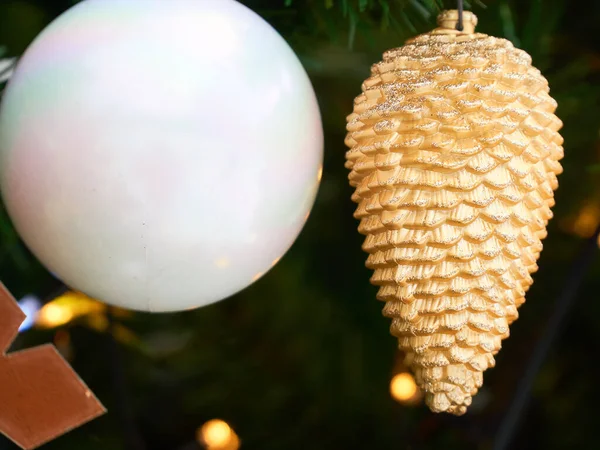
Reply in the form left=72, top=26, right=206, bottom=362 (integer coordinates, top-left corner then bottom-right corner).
left=0, top=282, right=106, bottom=449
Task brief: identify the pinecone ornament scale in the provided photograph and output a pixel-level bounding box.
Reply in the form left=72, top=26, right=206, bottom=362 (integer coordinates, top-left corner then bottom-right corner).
left=345, top=10, right=563, bottom=415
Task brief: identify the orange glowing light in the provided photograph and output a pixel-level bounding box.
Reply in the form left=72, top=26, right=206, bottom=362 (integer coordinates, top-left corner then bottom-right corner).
left=390, top=372, right=419, bottom=403
left=37, top=303, right=74, bottom=328
left=572, top=204, right=600, bottom=238
left=36, top=291, right=105, bottom=329
left=199, top=419, right=233, bottom=448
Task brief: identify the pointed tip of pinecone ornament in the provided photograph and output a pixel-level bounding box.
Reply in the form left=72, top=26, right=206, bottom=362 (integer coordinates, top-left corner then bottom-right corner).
left=345, top=10, right=563, bottom=415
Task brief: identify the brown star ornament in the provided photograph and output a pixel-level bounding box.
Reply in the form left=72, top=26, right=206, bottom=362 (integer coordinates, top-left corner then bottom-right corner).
left=0, top=282, right=106, bottom=449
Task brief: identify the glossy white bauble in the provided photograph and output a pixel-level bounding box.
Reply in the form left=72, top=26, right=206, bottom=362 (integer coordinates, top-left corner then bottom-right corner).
left=0, top=0, right=323, bottom=312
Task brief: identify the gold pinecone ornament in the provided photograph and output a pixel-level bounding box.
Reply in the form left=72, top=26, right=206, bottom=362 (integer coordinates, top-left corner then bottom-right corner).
left=344, top=10, right=563, bottom=415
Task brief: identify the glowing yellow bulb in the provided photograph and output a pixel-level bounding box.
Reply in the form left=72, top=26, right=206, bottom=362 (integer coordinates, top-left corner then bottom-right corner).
left=390, top=372, right=418, bottom=403
left=200, top=419, right=232, bottom=448
left=572, top=204, right=600, bottom=238
left=35, top=291, right=105, bottom=329
left=37, top=303, right=74, bottom=328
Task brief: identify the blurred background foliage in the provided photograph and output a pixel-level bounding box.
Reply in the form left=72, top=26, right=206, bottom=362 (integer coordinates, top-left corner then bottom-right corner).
left=1, top=0, right=600, bottom=449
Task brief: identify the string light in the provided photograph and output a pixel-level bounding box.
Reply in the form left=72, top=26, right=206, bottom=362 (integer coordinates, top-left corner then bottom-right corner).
left=390, top=372, right=420, bottom=404
left=198, top=419, right=240, bottom=450
left=34, top=291, right=140, bottom=348
left=37, top=303, right=74, bottom=328
left=36, top=291, right=105, bottom=328
left=201, top=420, right=231, bottom=447
left=569, top=204, right=600, bottom=238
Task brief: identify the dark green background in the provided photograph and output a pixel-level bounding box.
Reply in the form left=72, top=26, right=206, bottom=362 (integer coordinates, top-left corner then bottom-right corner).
left=1, top=1, right=600, bottom=449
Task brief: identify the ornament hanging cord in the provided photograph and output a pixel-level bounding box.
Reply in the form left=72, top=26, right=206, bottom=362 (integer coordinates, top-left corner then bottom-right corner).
left=493, top=223, right=600, bottom=450
left=456, top=0, right=464, bottom=31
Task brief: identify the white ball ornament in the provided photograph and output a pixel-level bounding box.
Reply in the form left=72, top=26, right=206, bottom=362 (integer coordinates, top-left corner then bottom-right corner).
left=0, top=0, right=323, bottom=312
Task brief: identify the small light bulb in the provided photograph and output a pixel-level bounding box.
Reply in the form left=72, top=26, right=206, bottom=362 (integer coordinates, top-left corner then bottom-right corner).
left=37, top=303, right=74, bottom=328
left=572, top=204, right=600, bottom=238
left=199, top=419, right=233, bottom=448
left=35, top=291, right=105, bottom=329
left=390, top=372, right=419, bottom=403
